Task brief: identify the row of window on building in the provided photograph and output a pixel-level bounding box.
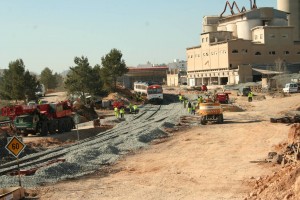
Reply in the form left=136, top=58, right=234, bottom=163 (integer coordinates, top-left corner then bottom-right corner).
left=201, top=34, right=289, bottom=44
left=187, top=50, right=300, bottom=58
left=254, top=33, right=289, bottom=40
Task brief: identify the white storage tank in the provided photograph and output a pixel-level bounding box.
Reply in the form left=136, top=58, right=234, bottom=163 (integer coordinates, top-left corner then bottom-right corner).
left=203, top=25, right=217, bottom=33
left=226, top=23, right=237, bottom=37
left=236, top=19, right=262, bottom=40
left=217, top=25, right=227, bottom=31
left=277, top=0, right=300, bottom=41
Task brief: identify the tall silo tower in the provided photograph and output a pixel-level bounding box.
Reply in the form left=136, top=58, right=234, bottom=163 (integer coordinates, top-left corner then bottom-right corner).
left=277, top=0, right=300, bottom=41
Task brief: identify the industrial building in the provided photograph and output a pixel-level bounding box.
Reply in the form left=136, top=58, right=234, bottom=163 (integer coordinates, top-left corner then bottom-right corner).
left=166, top=59, right=187, bottom=87
left=186, top=0, right=300, bottom=86
left=120, top=66, right=168, bottom=89
left=120, top=59, right=187, bottom=89
left=167, top=69, right=187, bottom=87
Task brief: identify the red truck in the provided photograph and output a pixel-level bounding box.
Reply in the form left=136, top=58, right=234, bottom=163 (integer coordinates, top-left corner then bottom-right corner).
left=1, top=101, right=75, bottom=136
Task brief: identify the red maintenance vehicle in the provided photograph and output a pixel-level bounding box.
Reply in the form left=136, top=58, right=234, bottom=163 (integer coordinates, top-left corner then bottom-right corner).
left=112, top=101, right=124, bottom=109
left=215, top=92, right=231, bottom=104
left=1, top=101, right=75, bottom=136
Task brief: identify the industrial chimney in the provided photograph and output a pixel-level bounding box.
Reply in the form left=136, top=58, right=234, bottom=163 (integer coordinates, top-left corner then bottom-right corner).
left=277, top=0, right=300, bottom=41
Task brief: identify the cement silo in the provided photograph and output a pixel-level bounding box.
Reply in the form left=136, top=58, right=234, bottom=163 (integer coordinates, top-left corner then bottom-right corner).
left=277, top=0, right=300, bottom=41
left=236, top=19, right=262, bottom=40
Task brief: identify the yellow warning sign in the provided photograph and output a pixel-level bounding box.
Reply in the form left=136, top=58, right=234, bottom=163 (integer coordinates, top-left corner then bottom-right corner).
left=5, top=136, right=26, bottom=158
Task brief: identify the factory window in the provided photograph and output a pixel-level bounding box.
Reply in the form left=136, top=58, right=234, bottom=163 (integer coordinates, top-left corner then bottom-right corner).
left=283, top=51, right=290, bottom=55
left=232, top=49, right=238, bottom=54
left=202, top=38, right=204, bottom=43
left=269, top=34, right=275, bottom=39
left=206, top=37, right=208, bottom=42
left=255, top=51, right=261, bottom=55
left=269, top=51, right=276, bottom=55
left=282, top=34, right=288, bottom=39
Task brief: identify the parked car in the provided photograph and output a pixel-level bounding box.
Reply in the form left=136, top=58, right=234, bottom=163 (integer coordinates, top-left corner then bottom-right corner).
left=283, top=83, right=299, bottom=93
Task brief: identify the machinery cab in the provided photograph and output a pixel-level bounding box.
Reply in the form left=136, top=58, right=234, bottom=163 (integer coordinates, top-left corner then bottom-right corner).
left=13, top=114, right=40, bottom=136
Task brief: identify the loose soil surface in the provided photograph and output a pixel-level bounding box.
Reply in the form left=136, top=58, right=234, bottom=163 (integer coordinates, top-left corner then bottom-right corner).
left=24, top=92, right=300, bottom=199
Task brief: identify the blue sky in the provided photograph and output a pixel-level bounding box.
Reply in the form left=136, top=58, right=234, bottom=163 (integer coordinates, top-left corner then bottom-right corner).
left=0, top=0, right=276, bottom=74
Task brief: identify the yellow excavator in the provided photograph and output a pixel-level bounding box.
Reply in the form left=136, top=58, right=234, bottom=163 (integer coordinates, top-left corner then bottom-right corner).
left=197, top=94, right=224, bottom=125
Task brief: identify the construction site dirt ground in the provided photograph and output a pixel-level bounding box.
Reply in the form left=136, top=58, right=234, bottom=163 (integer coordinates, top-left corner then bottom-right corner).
left=26, top=92, right=300, bottom=200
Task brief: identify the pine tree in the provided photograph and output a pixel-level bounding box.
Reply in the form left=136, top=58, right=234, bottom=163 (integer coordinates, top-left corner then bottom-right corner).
left=40, top=67, right=58, bottom=90
left=65, top=56, right=102, bottom=103
left=0, top=59, right=37, bottom=103
left=100, top=49, right=128, bottom=91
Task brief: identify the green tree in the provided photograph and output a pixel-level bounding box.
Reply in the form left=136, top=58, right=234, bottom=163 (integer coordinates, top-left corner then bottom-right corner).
left=100, top=49, right=128, bottom=91
left=54, top=72, right=65, bottom=90
left=24, top=71, right=38, bottom=102
left=0, top=59, right=37, bottom=102
left=40, top=67, right=57, bottom=90
left=65, top=56, right=102, bottom=103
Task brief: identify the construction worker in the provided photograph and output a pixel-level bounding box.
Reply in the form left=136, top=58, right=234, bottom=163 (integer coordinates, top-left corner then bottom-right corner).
left=191, top=103, right=196, bottom=115
left=128, top=103, right=133, bottom=113
left=114, top=106, right=119, bottom=118
left=197, top=96, right=203, bottom=104
left=248, top=91, right=253, bottom=102
left=183, top=98, right=188, bottom=108
left=120, top=107, right=125, bottom=119
left=179, top=94, right=183, bottom=103
left=133, top=104, right=138, bottom=114
left=187, top=101, right=192, bottom=114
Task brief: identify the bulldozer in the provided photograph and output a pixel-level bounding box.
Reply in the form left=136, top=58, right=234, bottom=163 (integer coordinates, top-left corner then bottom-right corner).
left=197, top=94, right=224, bottom=125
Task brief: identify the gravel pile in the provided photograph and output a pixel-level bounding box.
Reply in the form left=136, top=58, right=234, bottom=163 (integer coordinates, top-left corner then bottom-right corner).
left=225, top=82, right=261, bottom=91
left=0, top=101, right=186, bottom=188
left=272, top=73, right=300, bottom=87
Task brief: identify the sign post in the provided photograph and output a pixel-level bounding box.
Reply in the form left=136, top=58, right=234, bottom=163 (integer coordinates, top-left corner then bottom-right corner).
left=74, top=114, right=80, bottom=141
left=5, top=136, right=26, bottom=187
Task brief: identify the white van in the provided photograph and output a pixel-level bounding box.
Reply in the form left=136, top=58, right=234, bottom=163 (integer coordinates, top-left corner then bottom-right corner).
left=282, top=83, right=299, bottom=93
left=35, top=84, right=46, bottom=97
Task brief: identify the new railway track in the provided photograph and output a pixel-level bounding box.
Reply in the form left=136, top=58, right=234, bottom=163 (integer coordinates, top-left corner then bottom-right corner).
left=0, top=94, right=178, bottom=178
left=0, top=104, right=163, bottom=176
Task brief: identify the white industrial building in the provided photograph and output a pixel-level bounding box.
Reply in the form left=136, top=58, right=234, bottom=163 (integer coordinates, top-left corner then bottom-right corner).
left=186, top=0, right=300, bottom=86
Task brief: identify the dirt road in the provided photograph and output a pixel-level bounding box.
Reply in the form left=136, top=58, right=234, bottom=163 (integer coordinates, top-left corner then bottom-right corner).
left=34, top=94, right=299, bottom=200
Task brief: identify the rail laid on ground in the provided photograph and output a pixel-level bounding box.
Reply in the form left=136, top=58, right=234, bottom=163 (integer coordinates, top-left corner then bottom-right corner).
left=0, top=94, right=178, bottom=177
left=0, top=104, right=163, bottom=176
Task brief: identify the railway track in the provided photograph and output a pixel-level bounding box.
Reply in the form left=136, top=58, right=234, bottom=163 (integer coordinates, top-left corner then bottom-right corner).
left=0, top=103, right=163, bottom=176
left=0, top=94, right=183, bottom=188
